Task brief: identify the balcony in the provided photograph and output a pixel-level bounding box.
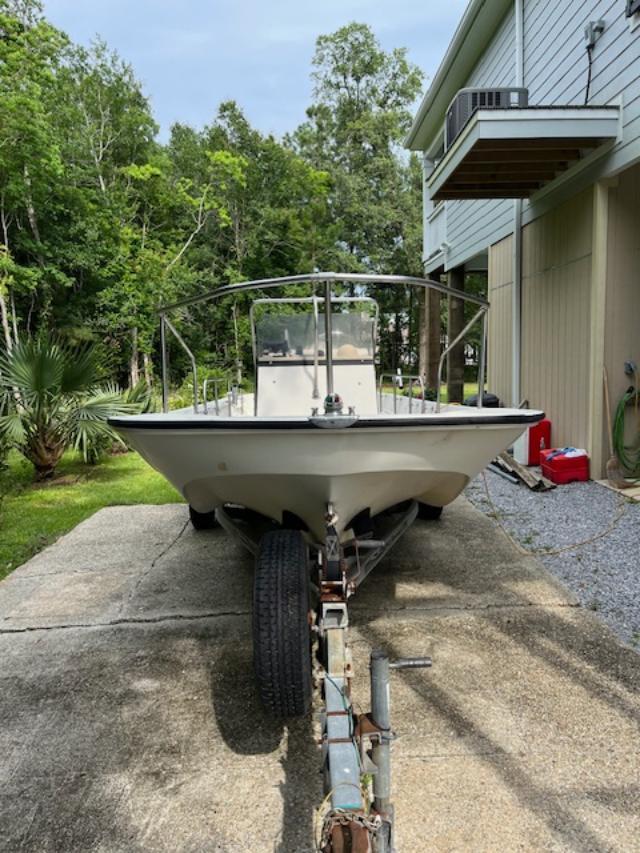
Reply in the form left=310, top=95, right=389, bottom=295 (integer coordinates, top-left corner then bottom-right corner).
left=424, top=202, right=446, bottom=263
left=428, top=93, right=620, bottom=201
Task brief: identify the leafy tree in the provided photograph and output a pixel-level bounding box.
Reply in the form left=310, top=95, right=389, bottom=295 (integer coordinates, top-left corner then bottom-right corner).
left=292, top=23, right=422, bottom=269
left=292, top=23, right=424, bottom=368
left=0, top=0, right=67, bottom=343
left=163, top=102, right=333, bottom=379
left=1, top=4, right=429, bottom=390
left=61, top=39, right=158, bottom=196
left=106, top=142, right=250, bottom=385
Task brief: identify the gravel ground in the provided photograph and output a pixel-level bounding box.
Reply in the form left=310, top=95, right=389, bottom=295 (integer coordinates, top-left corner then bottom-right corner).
left=465, top=471, right=640, bottom=648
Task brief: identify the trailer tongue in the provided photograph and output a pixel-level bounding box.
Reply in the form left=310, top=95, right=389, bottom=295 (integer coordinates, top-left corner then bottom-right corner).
left=318, top=646, right=432, bottom=852
left=219, top=499, right=432, bottom=852
left=314, top=501, right=433, bottom=853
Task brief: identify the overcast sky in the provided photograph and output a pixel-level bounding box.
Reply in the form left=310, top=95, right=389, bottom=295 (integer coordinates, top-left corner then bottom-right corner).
left=43, top=0, right=467, bottom=140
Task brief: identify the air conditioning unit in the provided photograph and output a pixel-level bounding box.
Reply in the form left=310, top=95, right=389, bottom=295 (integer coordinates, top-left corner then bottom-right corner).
left=445, top=87, right=528, bottom=149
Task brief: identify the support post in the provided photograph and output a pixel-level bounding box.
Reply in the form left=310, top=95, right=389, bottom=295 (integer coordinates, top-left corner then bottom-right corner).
left=447, top=266, right=465, bottom=403
left=370, top=650, right=392, bottom=815
left=324, top=281, right=334, bottom=397
left=588, top=181, right=611, bottom=476
left=512, top=200, right=523, bottom=407
left=512, top=0, right=524, bottom=408
left=427, top=288, right=441, bottom=391
left=160, top=314, right=168, bottom=414
left=420, top=286, right=441, bottom=392
left=420, top=154, right=442, bottom=393
left=477, top=310, right=487, bottom=408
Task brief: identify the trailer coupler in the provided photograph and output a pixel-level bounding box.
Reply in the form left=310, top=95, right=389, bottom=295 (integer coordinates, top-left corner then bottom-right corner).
left=318, top=644, right=432, bottom=852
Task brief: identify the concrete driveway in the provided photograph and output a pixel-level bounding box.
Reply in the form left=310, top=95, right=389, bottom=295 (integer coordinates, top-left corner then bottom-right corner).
left=0, top=499, right=639, bottom=852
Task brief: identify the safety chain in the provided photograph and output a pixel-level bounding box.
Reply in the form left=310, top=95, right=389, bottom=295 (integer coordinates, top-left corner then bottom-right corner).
left=319, top=810, right=382, bottom=851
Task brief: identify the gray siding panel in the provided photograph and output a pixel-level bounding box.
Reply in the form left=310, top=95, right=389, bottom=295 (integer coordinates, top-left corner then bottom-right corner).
left=443, top=7, right=516, bottom=269
left=467, top=9, right=516, bottom=89
left=524, top=0, right=612, bottom=102
left=529, top=2, right=628, bottom=106
left=438, top=0, right=640, bottom=272
left=446, top=199, right=514, bottom=271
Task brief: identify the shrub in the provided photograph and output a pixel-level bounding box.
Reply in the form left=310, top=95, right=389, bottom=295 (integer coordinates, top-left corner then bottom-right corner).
left=0, top=337, right=144, bottom=480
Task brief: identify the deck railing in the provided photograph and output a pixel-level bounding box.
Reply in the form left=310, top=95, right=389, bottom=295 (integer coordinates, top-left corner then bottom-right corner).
left=425, top=202, right=446, bottom=260
left=378, top=374, right=427, bottom=414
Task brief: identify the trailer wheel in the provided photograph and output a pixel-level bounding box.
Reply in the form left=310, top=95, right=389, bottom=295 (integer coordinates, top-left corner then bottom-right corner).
left=188, top=505, right=218, bottom=530
left=417, top=502, right=443, bottom=521
left=253, top=529, right=312, bottom=717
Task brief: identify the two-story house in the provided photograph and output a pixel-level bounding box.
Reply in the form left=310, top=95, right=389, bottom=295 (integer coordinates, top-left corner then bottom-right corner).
left=406, top=0, right=640, bottom=477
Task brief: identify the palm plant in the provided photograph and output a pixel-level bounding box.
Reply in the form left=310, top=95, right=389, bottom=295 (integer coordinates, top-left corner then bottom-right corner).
left=0, top=337, right=144, bottom=480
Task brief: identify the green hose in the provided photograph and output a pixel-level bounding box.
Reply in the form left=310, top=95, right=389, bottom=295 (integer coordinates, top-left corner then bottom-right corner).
left=612, top=385, right=640, bottom=477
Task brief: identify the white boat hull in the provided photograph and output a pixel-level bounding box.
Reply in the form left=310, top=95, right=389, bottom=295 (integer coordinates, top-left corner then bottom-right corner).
left=113, top=408, right=543, bottom=540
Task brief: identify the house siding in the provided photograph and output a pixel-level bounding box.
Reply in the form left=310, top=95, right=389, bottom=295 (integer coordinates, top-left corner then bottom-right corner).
left=524, top=0, right=640, bottom=171
left=436, top=6, right=516, bottom=272
left=428, top=0, right=640, bottom=275
left=488, top=188, right=594, bottom=449
left=602, top=161, right=640, bottom=467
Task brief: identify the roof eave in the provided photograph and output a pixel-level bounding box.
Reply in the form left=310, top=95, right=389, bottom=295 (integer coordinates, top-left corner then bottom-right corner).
left=405, top=0, right=513, bottom=152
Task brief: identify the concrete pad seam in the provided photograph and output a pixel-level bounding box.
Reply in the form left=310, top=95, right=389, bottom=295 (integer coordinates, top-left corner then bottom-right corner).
left=17, top=569, right=141, bottom=579
left=392, top=739, right=632, bottom=760
left=0, top=608, right=251, bottom=634
left=0, top=601, right=580, bottom=635
left=395, top=751, right=529, bottom=761
left=351, top=601, right=581, bottom=616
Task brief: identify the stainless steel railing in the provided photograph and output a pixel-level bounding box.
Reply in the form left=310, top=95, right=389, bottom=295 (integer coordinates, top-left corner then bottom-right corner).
left=158, top=272, right=489, bottom=415
left=202, top=378, right=245, bottom=415
left=436, top=307, right=487, bottom=413
left=378, top=374, right=427, bottom=414
left=160, top=315, right=199, bottom=413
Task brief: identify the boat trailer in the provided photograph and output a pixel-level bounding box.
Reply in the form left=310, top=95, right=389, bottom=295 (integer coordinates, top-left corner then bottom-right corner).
left=217, top=499, right=432, bottom=852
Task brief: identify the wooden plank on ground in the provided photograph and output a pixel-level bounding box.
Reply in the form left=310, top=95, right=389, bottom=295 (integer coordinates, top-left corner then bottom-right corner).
left=596, top=479, right=640, bottom=501
left=497, top=451, right=556, bottom=491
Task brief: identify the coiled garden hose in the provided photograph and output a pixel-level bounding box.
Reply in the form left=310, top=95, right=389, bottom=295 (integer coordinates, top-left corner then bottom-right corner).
left=612, top=383, right=640, bottom=477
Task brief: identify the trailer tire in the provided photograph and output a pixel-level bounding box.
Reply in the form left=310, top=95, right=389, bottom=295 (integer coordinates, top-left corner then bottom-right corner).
left=253, top=529, right=312, bottom=717
left=188, top=505, right=218, bottom=530
left=417, top=502, right=443, bottom=521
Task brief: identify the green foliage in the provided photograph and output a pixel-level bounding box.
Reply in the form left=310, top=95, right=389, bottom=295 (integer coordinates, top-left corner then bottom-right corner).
left=293, top=23, right=423, bottom=270
left=0, top=336, right=142, bottom=478
left=0, top=7, right=429, bottom=389
left=292, top=23, right=425, bottom=368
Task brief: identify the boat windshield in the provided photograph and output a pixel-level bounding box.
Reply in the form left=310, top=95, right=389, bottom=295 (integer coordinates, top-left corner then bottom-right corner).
left=256, top=310, right=375, bottom=363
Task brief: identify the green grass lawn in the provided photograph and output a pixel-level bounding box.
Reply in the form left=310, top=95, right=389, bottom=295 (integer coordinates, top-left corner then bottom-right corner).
left=432, top=382, right=479, bottom=403
left=384, top=382, right=480, bottom=402
left=0, top=450, right=181, bottom=581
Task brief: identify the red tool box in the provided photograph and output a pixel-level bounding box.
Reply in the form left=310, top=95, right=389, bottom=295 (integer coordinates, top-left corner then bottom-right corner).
left=540, top=448, right=590, bottom=484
